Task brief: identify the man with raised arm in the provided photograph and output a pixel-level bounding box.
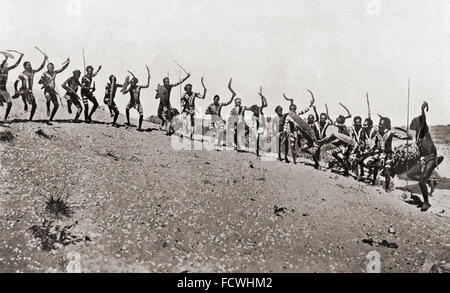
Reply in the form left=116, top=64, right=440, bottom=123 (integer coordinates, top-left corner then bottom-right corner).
left=103, top=75, right=123, bottom=126
left=81, top=65, right=102, bottom=122
left=180, top=78, right=206, bottom=140
left=123, top=66, right=151, bottom=131
left=39, top=58, right=70, bottom=121
left=14, top=54, right=48, bottom=120
left=156, top=72, right=191, bottom=135
left=0, top=51, right=24, bottom=121
left=205, top=79, right=236, bottom=148
left=409, top=102, right=440, bottom=211
left=61, top=70, right=83, bottom=122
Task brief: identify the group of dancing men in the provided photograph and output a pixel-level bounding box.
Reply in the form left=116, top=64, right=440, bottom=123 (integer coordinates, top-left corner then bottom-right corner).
left=0, top=49, right=444, bottom=212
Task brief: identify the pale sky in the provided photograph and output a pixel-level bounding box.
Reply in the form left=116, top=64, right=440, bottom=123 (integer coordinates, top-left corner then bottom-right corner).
left=1, top=0, right=449, bottom=125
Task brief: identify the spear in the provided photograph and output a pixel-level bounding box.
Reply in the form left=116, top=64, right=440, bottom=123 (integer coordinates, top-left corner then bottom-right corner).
left=82, top=48, right=86, bottom=75
left=366, top=92, right=371, bottom=119
left=406, top=78, right=410, bottom=191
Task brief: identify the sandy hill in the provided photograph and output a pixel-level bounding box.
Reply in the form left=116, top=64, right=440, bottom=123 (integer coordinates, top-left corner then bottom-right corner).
left=0, top=101, right=449, bottom=273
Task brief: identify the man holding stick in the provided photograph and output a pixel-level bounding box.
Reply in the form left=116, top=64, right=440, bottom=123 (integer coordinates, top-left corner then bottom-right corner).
left=39, top=57, right=70, bottom=121
left=155, top=61, right=190, bottom=135
left=14, top=47, right=47, bottom=120
left=0, top=50, right=24, bottom=121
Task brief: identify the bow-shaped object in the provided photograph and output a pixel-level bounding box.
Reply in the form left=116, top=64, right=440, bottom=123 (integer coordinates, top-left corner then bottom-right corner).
left=307, top=89, right=315, bottom=108
left=172, top=60, right=188, bottom=75
left=146, top=65, right=151, bottom=79
left=228, top=78, right=236, bottom=97
left=340, top=102, right=351, bottom=117
left=201, top=76, right=207, bottom=97
left=127, top=70, right=136, bottom=79
left=6, top=49, right=24, bottom=56
left=283, top=93, right=294, bottom=106
left=35, top=46, right=48, bottom=58
left=0, top=51, right=15, bottom=59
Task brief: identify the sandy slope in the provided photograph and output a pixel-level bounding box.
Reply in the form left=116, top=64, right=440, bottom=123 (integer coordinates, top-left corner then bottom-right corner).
left=0, top=103, right=449, bottom=273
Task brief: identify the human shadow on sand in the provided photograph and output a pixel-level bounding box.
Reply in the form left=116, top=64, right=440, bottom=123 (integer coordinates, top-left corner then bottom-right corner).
left=4, top=119, right=109, bottom=125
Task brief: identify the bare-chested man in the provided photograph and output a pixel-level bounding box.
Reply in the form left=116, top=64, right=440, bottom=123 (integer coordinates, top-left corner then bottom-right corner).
left=104, top=75, right=123, bottom=126
left=81, top=65, right=102, bottom=122
left=248, top=88, right=268, bottom=157
left=272, top=106, right=288, bottom=161
left=358, top=118, right=381, bottom=185
left=156, top=73, right=190, bottom=135
left=38, top=58, right=70, bottom=121
left=14, top=55, right=48, bottom=120
left=61, top=70, right=83, bottom=122
left=409, top=102, right=441, bottom=211
left=180, top=78, right=206, bottom=140
left=123, top=66, right=150, bottom=131
left=0, top=51, right=24, bottom=121
left=205, top=79, right=236, bottom=148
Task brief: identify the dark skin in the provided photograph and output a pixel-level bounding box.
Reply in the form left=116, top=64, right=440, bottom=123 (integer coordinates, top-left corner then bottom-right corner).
left=123, top=68, right=150, bottom=131
left=377, top=117, right=410, bottom=191
left=284, top=104, right=299, bottom=164
left=82, top=65, right=102, bottom=122
left=39, top=58, right=70, bottom=121
left=15, top=55, right=47, bottom=120
left=408, top=101, right=437, bottom=211
left=105, top=75, right=123, bottom=125
left=0, top=53, right=24, bottom=121
left=253, top=87, right=268, bottom=157
left=156, top=73, right=191, bottom=134
left=273, top=107, right=286, bottom=161
left=180, top=80, right=206, bottom=140
left=62, top=71, right=83, bottom=122
left=205, top=79, right=236, bottom=148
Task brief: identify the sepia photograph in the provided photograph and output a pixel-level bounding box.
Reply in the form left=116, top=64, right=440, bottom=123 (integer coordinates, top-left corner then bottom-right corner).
left=0, top=0, right=449, bottom=281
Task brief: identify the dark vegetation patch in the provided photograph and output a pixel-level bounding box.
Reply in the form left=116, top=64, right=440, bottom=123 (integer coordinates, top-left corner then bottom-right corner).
left=0, top=130, right=14, bottom=142
left=35, top=129, right=52, bottom=139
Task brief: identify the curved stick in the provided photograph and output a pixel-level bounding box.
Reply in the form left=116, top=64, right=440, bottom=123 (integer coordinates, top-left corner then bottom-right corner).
left=145, top=65, right=151, bottom=79
left=201, top=76, right=207, bottom=98
left=127, top=71, right=136, bottom=79
left=307, top=89, right=315, bottom=107
left=6, top=49, right=24, bottom=55
left=172, top=59, right=188, bottom=75
left=201, top=77, right=207, bottom=92
left=35, top=46, right=48, bottom=57
left=228, top=78, right=236, bottom=98
left=340, top=102, right=351, bottom=118
left=0, top=51, right=15, bottom=59
left=283, top=93, right=294, bottom=105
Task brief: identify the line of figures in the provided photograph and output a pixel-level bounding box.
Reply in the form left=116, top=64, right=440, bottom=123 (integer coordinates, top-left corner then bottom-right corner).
left=0, top=49, right=445, bottom=212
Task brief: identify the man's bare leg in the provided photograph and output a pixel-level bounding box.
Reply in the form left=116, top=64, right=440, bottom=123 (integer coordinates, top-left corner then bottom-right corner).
left=88, top=98, right=98, bottom=121
left=49, top=100, right=59, bottom=121
left=4, top=102, right=12, bottom=121
left=138, top=115, right=143, bottom=131
left=22, top=95, right=28, bottom=112
left=29, top=99, right=37, bottom=121
left=125, top=109, right=131, bottom=126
